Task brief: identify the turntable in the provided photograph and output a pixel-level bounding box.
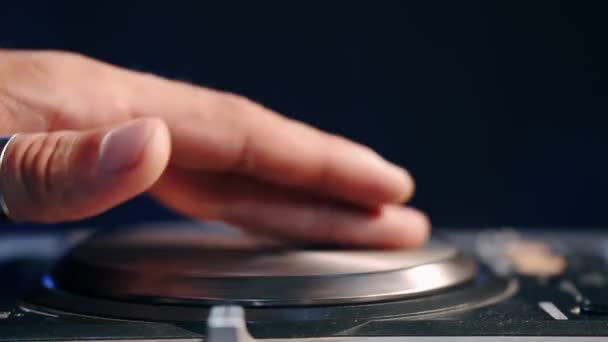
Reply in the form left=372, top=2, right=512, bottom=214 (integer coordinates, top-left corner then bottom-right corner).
left=2, top=222, right=608, bottom=341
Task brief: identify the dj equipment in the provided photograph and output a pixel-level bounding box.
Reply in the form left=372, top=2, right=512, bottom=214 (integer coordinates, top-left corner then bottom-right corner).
left=2, top=222, right=607, bottom=341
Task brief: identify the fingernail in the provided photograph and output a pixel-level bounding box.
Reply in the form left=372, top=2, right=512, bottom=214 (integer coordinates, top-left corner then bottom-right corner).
left=98, top=119, right=155, bottom=174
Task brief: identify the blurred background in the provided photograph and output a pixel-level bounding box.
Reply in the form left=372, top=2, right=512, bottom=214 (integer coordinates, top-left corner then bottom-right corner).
left=0, top=1, right=606, bottom=229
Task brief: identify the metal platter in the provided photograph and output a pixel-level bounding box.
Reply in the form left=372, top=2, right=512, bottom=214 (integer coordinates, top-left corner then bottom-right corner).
left=47, top=223, right=478, bottom=307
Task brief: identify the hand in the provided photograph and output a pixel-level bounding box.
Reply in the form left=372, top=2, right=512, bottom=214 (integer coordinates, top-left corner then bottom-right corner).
left=0, top=50, right=429, bottom=248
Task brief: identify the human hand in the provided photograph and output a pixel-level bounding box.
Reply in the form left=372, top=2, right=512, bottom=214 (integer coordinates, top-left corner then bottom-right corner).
left=0, top=50, right=429, bottom=248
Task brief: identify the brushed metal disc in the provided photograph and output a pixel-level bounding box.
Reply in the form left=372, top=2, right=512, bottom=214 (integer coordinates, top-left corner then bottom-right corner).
left=50, top=222, right=477, bottom=306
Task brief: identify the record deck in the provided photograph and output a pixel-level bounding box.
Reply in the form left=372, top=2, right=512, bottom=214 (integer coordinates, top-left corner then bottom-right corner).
left=2, top=222, right=608, bottom=341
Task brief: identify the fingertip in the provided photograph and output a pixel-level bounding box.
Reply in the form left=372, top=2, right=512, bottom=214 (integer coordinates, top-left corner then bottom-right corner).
left=348, top=147, right=416, bottom=207
left=380, top=205, right=431, bottom=248
left=405, top=207, right=432, bottom=246
left=139, top=117, right=172, bottom=172
left=303, top=203, right=431, bottom=249
left=91, top=117, right=171, bottom=214
left=83, top=118, right=170, bottom=218
left=395, top=167, right=416, bottom=204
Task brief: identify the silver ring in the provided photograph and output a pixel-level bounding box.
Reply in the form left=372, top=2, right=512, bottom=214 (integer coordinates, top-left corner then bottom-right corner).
left=0, top=134, right=18, bottom=222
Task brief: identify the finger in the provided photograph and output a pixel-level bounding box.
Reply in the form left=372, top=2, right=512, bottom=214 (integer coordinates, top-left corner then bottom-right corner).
left=0, top=50, right=414, bottom=207
left=151, top=169, right=430, bottom=248
left=132, top=83, right=414, bottom=207
left=0, top=118, right=170, bottom=222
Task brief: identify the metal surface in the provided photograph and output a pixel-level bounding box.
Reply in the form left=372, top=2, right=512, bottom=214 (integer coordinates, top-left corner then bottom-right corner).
left=49, top=225, right=477, bottom=306
left=25, top=274, right=515, bottom=324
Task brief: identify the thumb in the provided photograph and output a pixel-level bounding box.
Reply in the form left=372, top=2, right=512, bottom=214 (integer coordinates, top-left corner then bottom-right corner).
left=0, top=118, right=170, bottom=223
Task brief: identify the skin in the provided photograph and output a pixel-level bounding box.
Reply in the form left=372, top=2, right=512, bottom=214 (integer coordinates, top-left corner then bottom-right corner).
left=0, top=49, right=430, bottom=248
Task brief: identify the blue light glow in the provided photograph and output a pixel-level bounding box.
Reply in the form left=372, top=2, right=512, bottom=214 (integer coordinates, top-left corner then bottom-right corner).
left=41, top=274, right=56, bottom=290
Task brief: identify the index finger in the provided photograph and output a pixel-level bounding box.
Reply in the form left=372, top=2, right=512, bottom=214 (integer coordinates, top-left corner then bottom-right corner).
left=128, top=75, right=414, bottom=207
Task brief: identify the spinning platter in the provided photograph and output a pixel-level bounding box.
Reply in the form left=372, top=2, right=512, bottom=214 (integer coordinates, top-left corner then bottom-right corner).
left=22, top=223, right=515, bottom=331
left=48, top=225, right=477, bottom=307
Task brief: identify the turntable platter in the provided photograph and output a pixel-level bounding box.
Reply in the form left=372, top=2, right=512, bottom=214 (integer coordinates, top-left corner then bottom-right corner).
left=49, top=223, right=477, bottom=306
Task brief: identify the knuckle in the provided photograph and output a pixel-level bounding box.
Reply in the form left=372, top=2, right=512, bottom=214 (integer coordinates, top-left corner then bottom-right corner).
left=14, top=133, right=77, bottom=208
left=220, top=92, right=261, bottom=114
left=23, top=135, right=56, bottom=197
left=135, top=70, right=167, bottom=84
left=2, top=134, right=47, bottom=216
left=30, top=50, right=92, bottom=69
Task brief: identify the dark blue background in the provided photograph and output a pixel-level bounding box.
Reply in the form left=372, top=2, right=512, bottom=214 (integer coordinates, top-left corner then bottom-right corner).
left=1, top=1, right=607, bottom=228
